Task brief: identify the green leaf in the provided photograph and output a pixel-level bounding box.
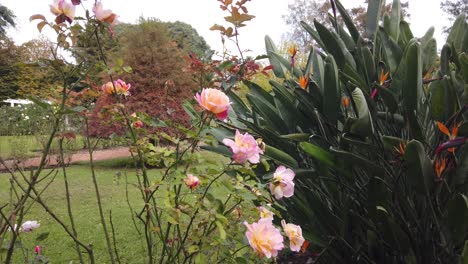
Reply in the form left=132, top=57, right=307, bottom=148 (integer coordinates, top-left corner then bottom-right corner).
left=215, top=221, right=226, bottom=240
left=300, top=21, right=326, bottom=49
left=462, top=240, right=468, bottom=264
left=403, top=140, right=434, bottom=194
left=398, top=21, right=414, bottom=48
left=264, top=145, right=298, bottom=168
left=299, top=142, right=335, bottom=168
left=330, top=147, right=384, bottom=174
left=366, top=0, right=383, bottom=40
left=402, top=40, right=422, bottom=113
left=367, top=177, right=390, bottom=217
left=314, top=20, right=346, bottom=68
left=349, top=88, right=374, bottom=137
left=447, top=14, right=467, bottom=53
left=389, top=0, right=401, bottom=41
left=378, top=29, right=402, bottom=73
left=188, top=245, right=200, bottom=254
left=334, top=0, right=360, bottom=43
left=312, top=49, right=325, bottom=91
left=265, top=35, right=285, bottom=78
left=269, top=52, right=302, bottom=78
left=323, top=55, right=340, bottom=123
left=35, top=232, right=50, bottom=241
left=447, top=194, right=468, bottom=244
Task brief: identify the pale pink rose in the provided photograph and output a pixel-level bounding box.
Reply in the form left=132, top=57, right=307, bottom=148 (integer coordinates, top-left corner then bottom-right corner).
left=269, top=166, right=295, bottom=199
left=21, top=220, right=40, bottom=232
left=258, top=206, right=274, bottom=220
left=101, top=79, right=131, bottom=96
left=281, top=220, right=305, bottom=252
left=244, top=218, right=284, bottom=258
left=194, top=88, right=230, bottom=120
left=184, top=174, right=200, bottom=190
left=222, top=130, right=263, bottom=164
left=50, top=0, right=75, bottom=24
left=93, top=2, right=119, bottom=25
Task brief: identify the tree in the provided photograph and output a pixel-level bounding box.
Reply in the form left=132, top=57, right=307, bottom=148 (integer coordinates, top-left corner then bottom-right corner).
left=88, top=18, right=198, bottom=137
left=0, top=4, right=15, bottom=37
left=0, top=36, right=20, bottom=100
left=441, top=0, right=468, bottom=34
left=165, top=21, right=212, bottom=60
left=283, top=0, right=409, bottom=52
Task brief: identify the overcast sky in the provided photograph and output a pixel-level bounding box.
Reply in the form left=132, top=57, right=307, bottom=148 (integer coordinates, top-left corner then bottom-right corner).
left=4, top=0, right=449, bottom=57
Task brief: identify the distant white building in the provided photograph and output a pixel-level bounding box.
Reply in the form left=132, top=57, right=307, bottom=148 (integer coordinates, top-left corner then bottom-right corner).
left=2, top=99, right=33, bottom=107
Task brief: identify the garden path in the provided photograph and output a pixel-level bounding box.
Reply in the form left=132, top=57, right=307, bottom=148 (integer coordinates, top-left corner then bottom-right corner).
left=0, top=147, right=131, bottom=172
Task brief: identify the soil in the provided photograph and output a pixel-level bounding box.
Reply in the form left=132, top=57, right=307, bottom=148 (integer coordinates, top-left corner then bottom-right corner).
left=0, top=147, right=131, bottom=172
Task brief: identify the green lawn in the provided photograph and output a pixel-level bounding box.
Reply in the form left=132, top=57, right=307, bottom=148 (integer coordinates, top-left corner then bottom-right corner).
left=0, top=154, right=256, bottom=263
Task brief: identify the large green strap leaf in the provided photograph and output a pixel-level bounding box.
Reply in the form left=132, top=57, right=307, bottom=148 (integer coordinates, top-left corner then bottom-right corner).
left=329, top=147, right=384, bottom=174
left=246, top=93, right=288, bottom=134
left=243, top=80, right=274, bottom=105
left=350, top=88, right=374, bottom=137
left=312, top=49, right=325, bottom=91
left=323, top=55, right=340, bottom=123
left=398, top=21, right=414, bottom=48
left=265, top=35, right=285, bottom=78
left=402, top=39, right=422, bottom=113
left=378, top=28, right=402, bottom=73
left=314, top=20, right=348, bottom=69
left=447, top=14, right=467, bottom=53
left=264, top=145, right=298, bottom=168
left=300, top=21, right=326, bottom=49
left=334, top=0, right=360, bottom=43
left=403, top=140, right=434, bottom=194
left=429, top=77, right=458, bottom=122
left=299, top=142, right=335, bottom=168
left=389, top=0, right=401, bottom=41
left=366, top=0, right=383, bottom=40
left=447, top=194, right=468, bottom=244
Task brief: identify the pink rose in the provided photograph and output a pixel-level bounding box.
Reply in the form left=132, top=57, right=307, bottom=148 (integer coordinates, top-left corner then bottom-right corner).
left=93, top=2, right=119, bottom=25
left=281, top=220, right=305, bottom=252
left=101, top=79, right=131, bottom=96
left=244, top=218, right=284, bottom=258
left=269, top=166, right=295, bottom=199
left=222, top=130, right=263, bottom=164
left=21, top=220, right=40, bottom=232
left=35, top=245, right=41, bottom=254
left=194, top=88, right=230, bottom=120
left=50, top=0, right=75, bottom=24
left=184, top=174, right=200, bottom=190
left=257, top=206, right=274, bottom=220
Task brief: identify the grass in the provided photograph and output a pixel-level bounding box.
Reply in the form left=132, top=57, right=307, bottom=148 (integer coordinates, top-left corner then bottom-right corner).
left=0, top=152, right=257, bottom=263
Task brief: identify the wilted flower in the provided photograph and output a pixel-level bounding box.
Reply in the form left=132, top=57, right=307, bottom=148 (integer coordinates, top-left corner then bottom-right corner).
left=133, top=120, right=144, bottom=128
left=258, top=206, right=274, bottom=219
left=244, top=218, right=284, bottom=258
left=101, top=79, right=131, bottom=96
left=184, top=174, right=200, bottom=190
left=281, top=220, right=305, bottom=252
left=194, top=88, right=230, bottom=120
left=21, top=221, right=40, bottom=232
left=269, top=166, right=295, bottom=200
left=222, top=130, right=263, bottom=164
left=50, top=0, right=75, bottom=24
left=93, top=2, right=119, bottom=25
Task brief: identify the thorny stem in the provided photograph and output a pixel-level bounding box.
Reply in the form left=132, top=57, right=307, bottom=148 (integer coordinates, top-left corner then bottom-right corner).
left=59, top=138, right=84, bottom=263
left=85, top=117, right=116, bottom=264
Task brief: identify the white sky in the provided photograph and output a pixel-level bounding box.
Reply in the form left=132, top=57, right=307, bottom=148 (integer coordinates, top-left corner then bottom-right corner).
left=4, top=0, right=449, bottom=57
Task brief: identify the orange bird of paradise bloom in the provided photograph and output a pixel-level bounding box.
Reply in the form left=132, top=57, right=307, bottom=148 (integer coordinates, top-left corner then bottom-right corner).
left=379, top=70, right=390, bottom=86
left=394, top=141, right=407, bottom=157
left=436, top=121, right=460, bottom=152
left=434, top=157, right=447, bottom=179
left=299, top=76, right=308, bottom=90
